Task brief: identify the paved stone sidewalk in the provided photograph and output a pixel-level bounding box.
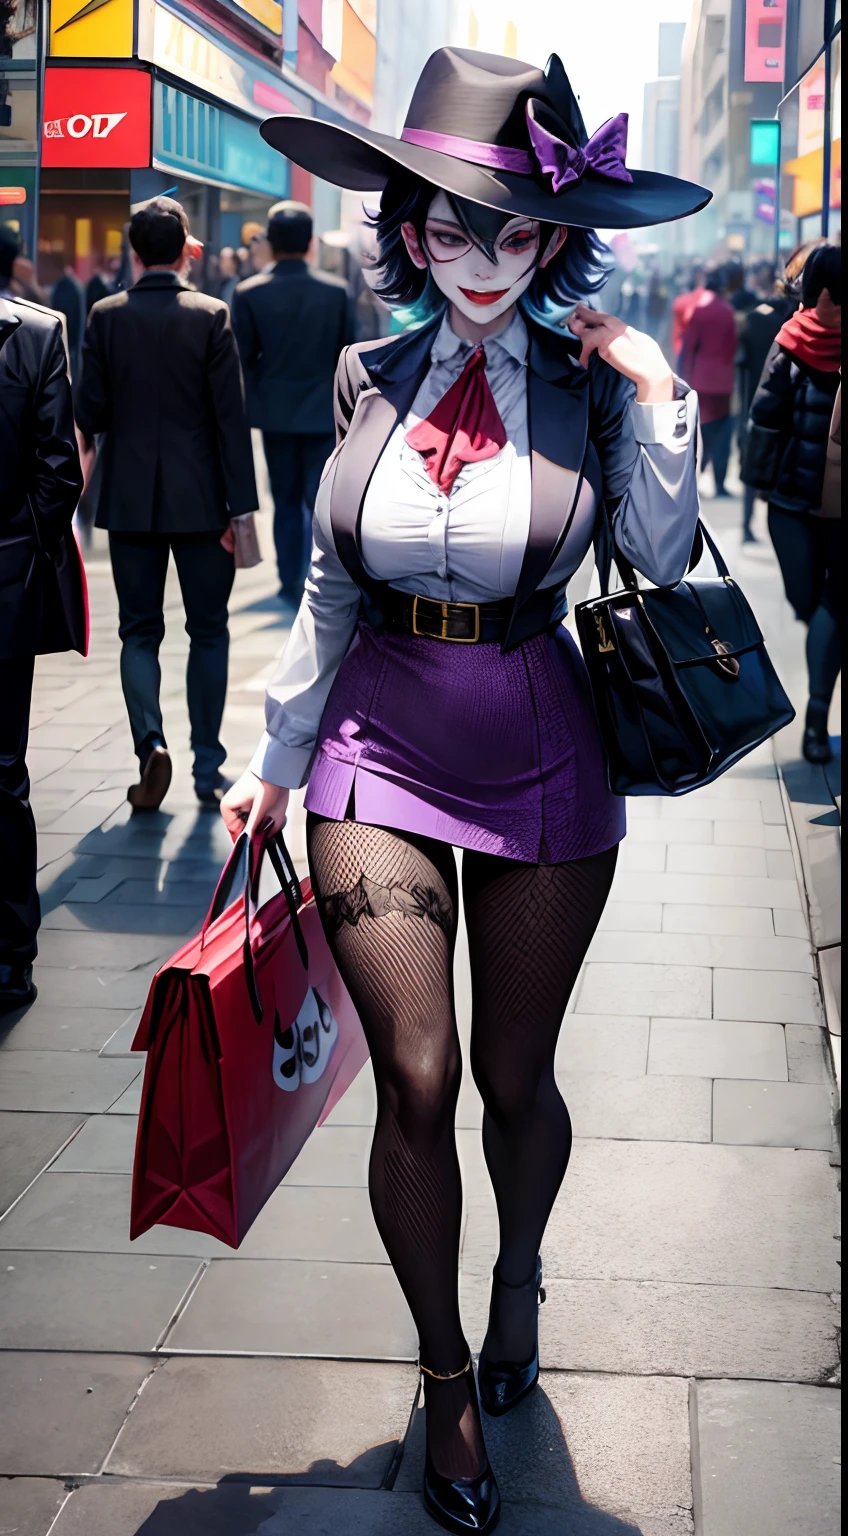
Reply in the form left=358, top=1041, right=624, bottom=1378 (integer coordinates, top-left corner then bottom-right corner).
left=0, top=491, right=840, bottom=1535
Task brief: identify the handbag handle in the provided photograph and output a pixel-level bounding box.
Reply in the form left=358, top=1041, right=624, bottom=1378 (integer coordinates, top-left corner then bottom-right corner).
left=601, top=514, right=729, bottom=598
left=200, top=829, right=309, bottom=1023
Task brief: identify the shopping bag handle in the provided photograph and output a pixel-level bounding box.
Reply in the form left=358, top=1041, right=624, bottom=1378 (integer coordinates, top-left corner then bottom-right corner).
left=200, top=830, right=309, bottom=1024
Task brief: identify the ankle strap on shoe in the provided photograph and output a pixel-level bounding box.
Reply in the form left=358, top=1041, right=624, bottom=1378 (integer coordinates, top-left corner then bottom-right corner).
left=493, top=1260, right=541, bottom=1290
left=420, top=1356, right=472, bottom=1381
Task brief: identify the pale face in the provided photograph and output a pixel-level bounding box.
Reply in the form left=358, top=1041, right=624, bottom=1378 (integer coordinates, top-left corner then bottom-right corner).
left=401, top=190, right=565, bottom=325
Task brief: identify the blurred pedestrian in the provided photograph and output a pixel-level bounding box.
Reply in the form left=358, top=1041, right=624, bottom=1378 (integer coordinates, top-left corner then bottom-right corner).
left=679, top=265, right=737, bottom=498
left=0, top=288, right=84, bottom=1008
left=76, top=197, right=258, bottom=811
left=737, top=262, right=796, bottom=540
left=671, top=261, right=706, bottom=362
left=0, top=226, right=18, bottom=299
left=51, top=265, right=86, bottom=383
left=232, top=201, right=351, bottom=604
left=726, top=257, right=757, bottom=321
left=743, top=245, right=841, bottom=763
left=218, top=246, right=239, bottom=308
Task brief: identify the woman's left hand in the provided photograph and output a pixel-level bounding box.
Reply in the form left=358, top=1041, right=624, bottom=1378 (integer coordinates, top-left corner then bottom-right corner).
left=569, top=303, right=674, bottom=403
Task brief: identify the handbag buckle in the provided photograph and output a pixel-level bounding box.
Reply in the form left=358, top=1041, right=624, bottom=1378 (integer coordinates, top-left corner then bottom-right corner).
left=711, top=639, right=741, bottom=678
left=594, top=613, right=615, bottom=653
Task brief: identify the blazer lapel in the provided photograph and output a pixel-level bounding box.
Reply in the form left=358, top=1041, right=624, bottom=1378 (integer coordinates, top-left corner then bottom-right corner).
left=330, top=314, right=441, bottom=589
left=509, top=325, right=590, bottom=624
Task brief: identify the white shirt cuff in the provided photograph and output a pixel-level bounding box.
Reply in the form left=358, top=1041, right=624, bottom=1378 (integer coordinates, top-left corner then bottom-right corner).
left=631, top=379, right=696, bottom=446
left=250, top=731, right=314, bottom=790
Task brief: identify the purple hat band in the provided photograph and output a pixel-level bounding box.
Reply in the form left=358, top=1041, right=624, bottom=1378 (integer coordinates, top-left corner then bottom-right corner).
left=401, top=109, right=632, bottom=195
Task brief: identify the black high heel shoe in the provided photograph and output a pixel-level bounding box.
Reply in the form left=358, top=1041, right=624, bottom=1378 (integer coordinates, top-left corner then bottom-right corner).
left=421, top=1357, right=500, bottom=1534
left=478, top=1258, right=545, bottom=1418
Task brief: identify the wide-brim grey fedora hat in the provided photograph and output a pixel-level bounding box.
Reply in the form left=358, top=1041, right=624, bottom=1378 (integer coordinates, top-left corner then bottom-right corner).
left=261, top=48, right=711, bottom=230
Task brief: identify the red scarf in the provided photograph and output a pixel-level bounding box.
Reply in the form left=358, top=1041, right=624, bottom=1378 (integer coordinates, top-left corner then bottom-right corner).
left=405, top=344, right=507, bottom=495
left=775, top=308, right=842, bottom=372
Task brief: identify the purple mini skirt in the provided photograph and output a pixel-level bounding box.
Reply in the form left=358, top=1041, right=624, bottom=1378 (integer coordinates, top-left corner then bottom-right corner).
left=304, top=622, right=625, bottom=864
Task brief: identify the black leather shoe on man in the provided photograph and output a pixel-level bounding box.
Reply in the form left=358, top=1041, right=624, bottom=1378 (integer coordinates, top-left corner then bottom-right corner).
left=0, top=963, right=36, bottom=1011
left=128, top=742, right=173, bottom=812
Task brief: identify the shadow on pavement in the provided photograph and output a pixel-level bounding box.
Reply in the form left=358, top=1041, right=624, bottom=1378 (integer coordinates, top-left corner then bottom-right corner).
left=102, top=1390, right=650, bottom=1533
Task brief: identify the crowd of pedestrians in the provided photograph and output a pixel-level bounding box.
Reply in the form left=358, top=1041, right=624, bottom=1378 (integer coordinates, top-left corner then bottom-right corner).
left=0, top=192, right=841, bottom=1009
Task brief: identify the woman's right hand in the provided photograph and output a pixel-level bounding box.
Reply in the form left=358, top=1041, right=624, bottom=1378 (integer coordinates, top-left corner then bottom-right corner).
left=220, top=770, right=290, bottom=841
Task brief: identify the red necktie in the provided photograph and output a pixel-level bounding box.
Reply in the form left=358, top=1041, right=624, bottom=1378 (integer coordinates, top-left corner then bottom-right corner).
left=405, top=344, right=508, bottom=496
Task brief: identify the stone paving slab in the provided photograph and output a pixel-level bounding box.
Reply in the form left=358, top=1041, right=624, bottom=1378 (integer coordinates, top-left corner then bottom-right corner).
left=0, top=1052, right=140, bottom=1114
left=691, top=1380, right=840, bottom=1536
left=0, top=1352, right=152, bottom=1475
left=163, top=1258, right=416, bottom=1358
left=540, top=1141, right=840, bottom=1291
left=555, top=1015, right=650, bottom=1075
left=397, top=1372, right=693, bottom=1534
left=713, top=968, right=821, bottom=1025
left=0, top=1252, right=201, bottom=1352
left=22, top=964, right=157, bottom=1011
left=660, top=904, right=776, bottom=936
left=646, top=1018, right=789, bottom=1081
left=282, top=1127, right=372, bottom=1188
left=105, top=1077, right=144, bottom=1114
left=576, top=963, right=712, bottom=1019
left=556, top=1071, right=712, bottom=1141
left=105, top=1357, right=419, bottom=1485
left=33, top=929, right=167, bottom=970
left=612, top=872, right=802, bottom=909
left=531, top=1279, right=838, bottom=1382
left=785, top=1023, right=835, bottom=1084
left=0, top=1173, right=231, bottom=1259
left=237, top=1186, right=386, bottom=1263
left=51, top=1113, right=137, bottom=1173
left=0, top=1005, right=132, bottom=1053
left=0, top=1111, right=83, bottom=1215
left=0, top=1476, right=68, bottom=1536
left=588, top=930, right=813, bottom=973
left=712, top=1079, right=834, bottom=1150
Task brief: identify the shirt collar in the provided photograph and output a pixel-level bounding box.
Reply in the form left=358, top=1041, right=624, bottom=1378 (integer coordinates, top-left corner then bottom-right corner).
left=431, top=307, right=529, bottom=368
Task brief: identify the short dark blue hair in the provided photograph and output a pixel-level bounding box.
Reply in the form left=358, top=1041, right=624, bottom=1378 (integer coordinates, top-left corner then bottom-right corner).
left=365, top=170, right=614, bottom=329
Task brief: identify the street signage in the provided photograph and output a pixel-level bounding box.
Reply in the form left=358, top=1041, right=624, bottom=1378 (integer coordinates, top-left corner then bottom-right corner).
left=49, top=0, right=134, bottom=57
left=42, top=67, right=152, bottom=167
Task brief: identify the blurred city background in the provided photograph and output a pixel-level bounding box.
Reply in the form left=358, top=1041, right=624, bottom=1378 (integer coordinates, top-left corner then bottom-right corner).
left=1, top=1, right=840, bottom=345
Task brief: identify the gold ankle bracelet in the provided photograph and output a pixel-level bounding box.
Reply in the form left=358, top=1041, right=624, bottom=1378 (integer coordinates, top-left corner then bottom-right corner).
left=420, top=1356, right=472, bottom=1381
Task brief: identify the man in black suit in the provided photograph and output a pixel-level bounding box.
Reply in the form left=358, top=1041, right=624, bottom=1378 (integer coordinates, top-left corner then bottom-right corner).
left=0, top=285, right=84, bottom=1007
left=232, top=202, right=352, bottom=602
left=77, top=198, right=257, bottom=812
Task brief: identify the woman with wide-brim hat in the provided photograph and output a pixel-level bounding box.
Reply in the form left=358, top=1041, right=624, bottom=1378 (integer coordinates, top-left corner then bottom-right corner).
left=223, top=48, right=709, bottom=1535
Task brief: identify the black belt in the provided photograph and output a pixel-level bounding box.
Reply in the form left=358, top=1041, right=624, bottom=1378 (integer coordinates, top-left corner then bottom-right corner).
left=379, top=589, right=516, bottom=644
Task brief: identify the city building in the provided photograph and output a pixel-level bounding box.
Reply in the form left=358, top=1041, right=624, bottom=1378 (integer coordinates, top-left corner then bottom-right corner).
left=2, top=2, right=381, bottom=286
left=778, top=0, right=841, bottom=243
left=678, top=0, right=788, bottom=259
left=641, top=21, right=686, bottom=258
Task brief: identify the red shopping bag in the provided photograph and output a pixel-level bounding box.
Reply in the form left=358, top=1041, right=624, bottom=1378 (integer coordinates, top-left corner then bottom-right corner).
left=130, top=831, right=368, bottom=1249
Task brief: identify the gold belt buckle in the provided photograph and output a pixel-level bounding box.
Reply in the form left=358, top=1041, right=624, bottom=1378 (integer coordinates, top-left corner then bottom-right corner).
left=412, top=595, right=481, bottom=643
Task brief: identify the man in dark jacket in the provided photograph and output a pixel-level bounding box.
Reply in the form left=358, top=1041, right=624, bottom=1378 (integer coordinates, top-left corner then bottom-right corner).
left=77, top=197, right=258, bottom=811
left=736, top=266, right=796, bottom=541
left=232, top=202, right=352, bottom=603
left=744, top=244, right=841, bottom=763
left=0, top=291, right=83, bottom=1007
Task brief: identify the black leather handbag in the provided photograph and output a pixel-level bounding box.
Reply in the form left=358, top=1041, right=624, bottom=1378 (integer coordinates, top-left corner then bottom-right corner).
left=574, top=520, right=795, bottom=796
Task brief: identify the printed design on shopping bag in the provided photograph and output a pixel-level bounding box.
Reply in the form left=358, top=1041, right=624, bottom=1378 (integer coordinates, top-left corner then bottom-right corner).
left=272, top=987, right=339, bottom=1092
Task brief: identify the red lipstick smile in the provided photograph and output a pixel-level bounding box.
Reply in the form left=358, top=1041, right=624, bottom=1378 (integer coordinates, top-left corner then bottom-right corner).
left=458, top=287, right=510, bottom=306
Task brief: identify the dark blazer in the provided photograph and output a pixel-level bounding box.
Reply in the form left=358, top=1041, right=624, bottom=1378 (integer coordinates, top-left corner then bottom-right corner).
left=0, top=296, right=84, bottom=658
left=327, top=313, right=646, bottom=652
left=746, top=340, right=840, bottom=512
left=232, top=259, right=352, bottom=435
left=76, top=271, right=257, bottom=534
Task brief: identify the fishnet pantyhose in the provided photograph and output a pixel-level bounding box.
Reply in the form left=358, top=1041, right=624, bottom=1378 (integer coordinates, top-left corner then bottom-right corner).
left=307, top=814, right=617, bottom=1480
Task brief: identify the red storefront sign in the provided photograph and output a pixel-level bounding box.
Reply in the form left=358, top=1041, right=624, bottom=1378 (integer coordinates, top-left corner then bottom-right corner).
left=42, top=67, right=151, bottom=168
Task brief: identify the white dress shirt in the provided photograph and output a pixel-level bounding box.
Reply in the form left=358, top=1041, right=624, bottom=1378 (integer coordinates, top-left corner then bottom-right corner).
left=252, top=310, right=700, bottom=788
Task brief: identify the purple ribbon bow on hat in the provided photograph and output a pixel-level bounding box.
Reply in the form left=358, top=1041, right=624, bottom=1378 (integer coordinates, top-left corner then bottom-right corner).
left=526, top=106, right=633, bottom=194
